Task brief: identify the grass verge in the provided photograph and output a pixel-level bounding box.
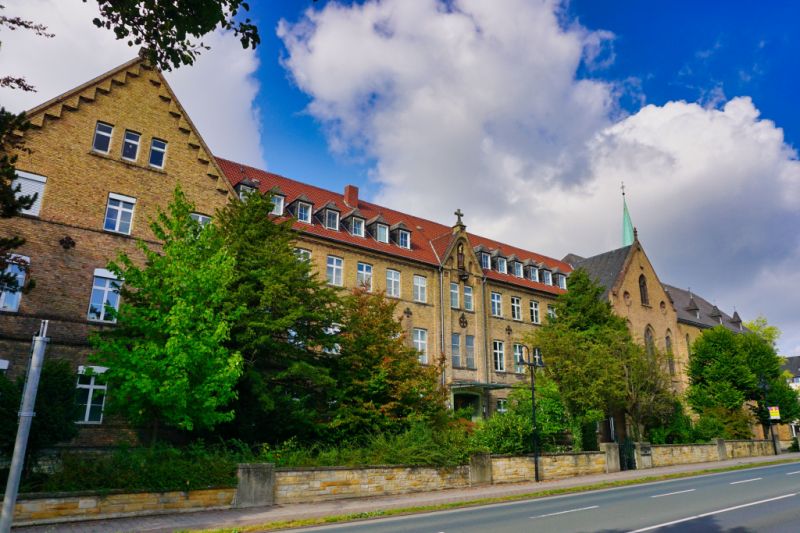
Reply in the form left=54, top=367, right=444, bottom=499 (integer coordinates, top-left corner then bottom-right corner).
left=183, top=458, right=800, bottom=533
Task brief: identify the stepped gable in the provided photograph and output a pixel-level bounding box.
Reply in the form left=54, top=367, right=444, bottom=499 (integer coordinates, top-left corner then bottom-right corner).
left=662, top=284, right=743, bottom=332
left=565, top=245, right=632, bottom=299
left=215, top=157, right=571, bottom=294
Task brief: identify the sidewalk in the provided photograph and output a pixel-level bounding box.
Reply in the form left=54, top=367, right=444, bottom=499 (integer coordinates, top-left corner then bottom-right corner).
left=13, top=452, right=800, bottom=533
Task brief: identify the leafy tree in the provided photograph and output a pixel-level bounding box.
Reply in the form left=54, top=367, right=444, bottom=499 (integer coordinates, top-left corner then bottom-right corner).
left=621, top=342, right=677, bottom=440
left=745, top=315, right=781, bottom=347
left=91, top=188, right=243, bottom=441
left=214, top=189, right=340, bottom=444
left=327, top=288, right=447, bottom=441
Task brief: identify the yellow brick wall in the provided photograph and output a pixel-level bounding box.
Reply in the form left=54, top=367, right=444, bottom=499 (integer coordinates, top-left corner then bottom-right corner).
left=650, top=444, right=721, bottom=466
left=491, top=452, right=606, bottom=483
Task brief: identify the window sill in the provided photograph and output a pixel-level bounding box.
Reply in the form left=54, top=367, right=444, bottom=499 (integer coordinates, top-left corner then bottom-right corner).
left=103, top=229, right=133, bottom=238
left=76, top=421, right=104, bottom=425
left=453, top=366, right=477, bottom=371
left=88, top=150, right=167, bottom=175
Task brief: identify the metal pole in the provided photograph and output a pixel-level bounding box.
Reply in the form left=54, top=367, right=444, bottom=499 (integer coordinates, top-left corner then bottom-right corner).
left=531, top=364, right=540, bottom=482
left=0, top=320, right=49, bottom=533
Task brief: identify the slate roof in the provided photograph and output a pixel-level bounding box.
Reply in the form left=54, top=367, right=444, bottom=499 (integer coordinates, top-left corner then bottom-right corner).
left=662, top=284, right=743, bottom=333
left=215, top=157, right=572, bottom=295
left=563, top=245, right=632, bottom=299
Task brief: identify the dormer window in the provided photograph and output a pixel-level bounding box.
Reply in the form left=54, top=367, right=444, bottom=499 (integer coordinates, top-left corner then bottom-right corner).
left=325, top=209, right=340, bottom=230
left=541, top=270, right=552, bottom=285
left=376, top=224, right=389, bottom=243
left=496, top=257, right=507, bottom=274
left=556, top=274, right=567, bottom=289
left=528, top=267, right=539, bottom=282
left=513, top=262, right=523, bottom=278
left=351, top=217, right=365, bottom=237
left=271, top=195, right=285, bottom=216
left=480, top=253, right=490, bottom=269
left=397, top=229, right=411, bottom=249
left=296, top=202, right=312, bottom=223
left=237, top=184, right=255, bottom=200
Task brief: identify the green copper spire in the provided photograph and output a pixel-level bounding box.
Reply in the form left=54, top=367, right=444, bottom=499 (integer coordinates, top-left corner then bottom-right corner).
left=622, top=182, right=634, bottom=246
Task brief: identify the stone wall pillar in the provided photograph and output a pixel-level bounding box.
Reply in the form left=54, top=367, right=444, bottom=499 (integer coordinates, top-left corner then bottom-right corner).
left=634, top=442, right=652, bottom=469
left=234, top=463, right=275, bottom=508
left=600, top=443, right=619, bottom=473
left=470, top=453, right=493, bottom=485
left=716, top=439, right=728, bottom=461
left=772, top=430, right=782, bottom=455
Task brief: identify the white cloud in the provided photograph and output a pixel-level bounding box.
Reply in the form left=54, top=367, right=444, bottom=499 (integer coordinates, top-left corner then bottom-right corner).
left=0, top=0, right=264, bottom=167
left=279, top=0, right=800, bottom=356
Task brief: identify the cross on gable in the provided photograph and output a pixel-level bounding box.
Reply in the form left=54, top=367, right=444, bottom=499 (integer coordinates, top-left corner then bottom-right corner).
left=454, top=208, right=464, bottom=226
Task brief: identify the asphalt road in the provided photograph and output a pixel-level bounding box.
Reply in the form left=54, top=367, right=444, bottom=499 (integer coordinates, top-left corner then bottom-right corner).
left=299, top=461, right=800, bottom=533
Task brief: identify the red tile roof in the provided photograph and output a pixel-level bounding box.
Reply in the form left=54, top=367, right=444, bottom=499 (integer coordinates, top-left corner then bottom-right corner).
left=215, top=157, right=571, bottom=295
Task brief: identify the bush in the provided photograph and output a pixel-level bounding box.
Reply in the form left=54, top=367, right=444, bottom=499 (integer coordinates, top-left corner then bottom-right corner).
left=647, top=401, right=695, bottom=445
left=471, top=413, right=531, bottom=455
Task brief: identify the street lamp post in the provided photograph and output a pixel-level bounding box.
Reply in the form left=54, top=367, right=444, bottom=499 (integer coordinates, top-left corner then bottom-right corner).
left=759, top=377, right=779, bottom=456
left=521, top=347, right=545, bottom=482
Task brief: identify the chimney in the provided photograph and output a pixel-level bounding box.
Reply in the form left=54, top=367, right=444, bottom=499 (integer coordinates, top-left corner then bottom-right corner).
left=344, top=184, right=359, bottom=208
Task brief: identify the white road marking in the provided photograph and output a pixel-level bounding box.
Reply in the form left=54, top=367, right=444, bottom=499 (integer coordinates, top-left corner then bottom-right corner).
left=630, top=492, right=797, bottom=532
left=729, top=477, right=762, bottom=485
left=651, top=488, right=696, bottom=498
left=786, top=471, right=800, bottom=475
left=530, top=505, right=599, bottom=519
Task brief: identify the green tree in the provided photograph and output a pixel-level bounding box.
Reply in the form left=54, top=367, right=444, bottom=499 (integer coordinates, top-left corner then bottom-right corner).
left=327, top=288, right=447, bottom=441
left=91, top=188, right=243, bottom=441
left=745, top=315, right=781, bottom=347
left=215, top=189, right=340, bottom=444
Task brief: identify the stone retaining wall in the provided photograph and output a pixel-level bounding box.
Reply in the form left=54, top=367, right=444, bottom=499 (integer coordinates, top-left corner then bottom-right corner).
left=726, top=439, right=773, bottom=458
left=491, top=452, right=606, bottom=483
left=274, top=465, right=470, bottom=504
left=650, top=443, right=720, bottom=467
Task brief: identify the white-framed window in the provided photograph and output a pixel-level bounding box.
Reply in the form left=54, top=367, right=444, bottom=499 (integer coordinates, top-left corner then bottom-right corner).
left=547, top=305, right=556, bottom=320
left=294, top=248, right=311, bottom=262
left=496, top=257, right=507, bottom=274
left=514, top=344, right=525, bottom=374
left=92, top=121, right=113, bottom=153
left=103, top=193, right=136, bottom=235
left=451, top=333, right=461, bottom=367
left=464, top=286, right=473, bottom=311
left=413, top=275, right=427, bottom=303
left=271, top=195, right=285, bottom=216
left=496, top=399, right=508, bottom=414
left=237, top=184, right=255, bottom=201
left=529, top=267, right=539, bottom=282
left=491, top=292, right=502, bottom=317
left=493, top=340, right=505, bottom=372
left=87, top=269, right=121, bottom=322
left=357, top=262, right=373, bottom=291
left=557, top=274, right=567, bottom=289
left=351, top=218, right=365, bottom=237
left=514, top=262, right=523, bottom=277
left=511, top=296, right=521, bottom=321
left=297, top=202, right=312, bottom=223
left=0, top=255, right=29, bottom=312
left=148, top=138, right=167, bottom=168
left=386, top=269, right=400, bottom=298
left=541, top=270, right=552, bottom=285
left=413, top=328, right=428, bottom=364
left=190, top=213, right=212, bottom=226
left=326, top=256, right=343, bottom=286
left=14, top=171, right=47, bottom=216
left=0, top=359, right=8, bottom=375
left=325, top=209, right=339, bottom=230
left=376, top=224, right=389, bottom=243
left=397, top=229, right=411, bottom=249
left=530, top=300, right=540, bottom=324
left=480, top=253, right=490, bottom=269
left=121, top=130, right=140, bottom=161
left=465, top=335, right=475, bottom=368
left=450, top=282, right=459, bottom=309
left=76, top=365, right=108, bottom=424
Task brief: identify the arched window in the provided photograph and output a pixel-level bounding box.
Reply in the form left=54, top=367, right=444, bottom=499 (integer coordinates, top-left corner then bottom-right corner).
left=644, top=326, right=655, bottom=356
left=665, top=331, right=675, bottom=376
left=639, top=274, right=649, bottom=306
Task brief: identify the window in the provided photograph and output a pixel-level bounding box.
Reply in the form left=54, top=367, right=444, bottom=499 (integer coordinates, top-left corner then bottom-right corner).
left=644, top=326, right=655, bottom=356
left=557, top=274, right=567, bottom=290
left=514, top=262, right=523, bottom=277
left=76, top=366, right=108, bottom=424
left=14, top=171, right=47, bottom=216
left=386, top=269, right=400, bottom=297
left=103, top=193, right=136, bottom=235
left=491, top=292, right=502, bottom=317
left=496, top=257, right=507, bottom=274
left=0, top=359, right=8, bottom=375
left=639, top=274, right=650, bottom=305
left=666, top=334, right=675, bottom=376
left=237, top=184, right=255, bottom=201
left=530, top=300, right=540, bottom=323
left=376, top=224, right=389, bottom=243
left=541, top=270, right=552, bottom=285
left=294, top=248, right=311, bottom=262
left=451, top=333, right=461, bottom=367
left=398, top=229, right=411, bottom=249
left=190, top=213, right=211, bottom=226
left=271, top=195, right=285, bottom=216
left=351, top=217, right=365, bottom=237
left=464, top=286, right=473, bottom=311
left=121, top=130, right=140, bottom=161
left=496, top=399, right=508, bottom=414
left=511, top=296, right=521, bottom=320
left=87, top=269, right=121, bottom=322
left=547, top=305, right=556, bottom=320
left=529, top=267, right=539, bottom=282
left=325, top=209, right=339, bottom=230
left=0, top=255, right=28, bottom=312
left=480, top=253, right=490, bottom=269
left=493, top=340, right=505, bottom=372
left=357, top=263, right=373, bottom=291
left=450, top=282, right=459, bottom=309
left=297, top=202, right=312, bottom=223
left=466, top=335, right=475, bottom=368
left=326, top=256, right=343, bottom=286
left=413, top=275, right=427, bottom=303
left=148, top=138, right=167, bottom=168
left=514, top=344, right=525, bottom=374
left=413, top=328, right=428, bottom=364
left=92, top=122, right=113, bottom=153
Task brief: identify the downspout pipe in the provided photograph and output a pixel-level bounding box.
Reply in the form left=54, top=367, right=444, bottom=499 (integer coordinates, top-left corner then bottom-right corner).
left=439, top=265, right=446, bottom=388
